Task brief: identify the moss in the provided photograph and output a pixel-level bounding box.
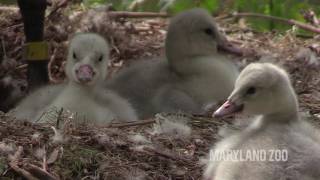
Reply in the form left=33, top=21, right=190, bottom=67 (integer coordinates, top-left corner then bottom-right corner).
left=0, top=156, right=6, bottom=175
left=53, top=145, right=102, bottom=178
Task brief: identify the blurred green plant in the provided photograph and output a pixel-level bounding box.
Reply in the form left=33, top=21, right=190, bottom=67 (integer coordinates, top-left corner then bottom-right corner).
left=233, top=0, right=320, bottom=31
left=82, top=0, right=130, bottom=10
left=166, top=0, right=219, bottom=13
left=82, top=0, right=320, bottom=31
left=2, top=0, right=319, bottom=31
left=0, top=0, right=17, bottom=5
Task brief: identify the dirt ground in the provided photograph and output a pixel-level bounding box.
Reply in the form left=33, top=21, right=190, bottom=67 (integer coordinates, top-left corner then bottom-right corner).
left=0, top=4, right=319, bottom=180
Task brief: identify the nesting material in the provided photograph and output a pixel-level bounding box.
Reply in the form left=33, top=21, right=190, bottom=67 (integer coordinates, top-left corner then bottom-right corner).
left=150, top=113, right=191, bottom=139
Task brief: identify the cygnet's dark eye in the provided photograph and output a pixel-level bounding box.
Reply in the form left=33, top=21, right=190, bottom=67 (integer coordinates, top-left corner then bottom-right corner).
left=73, top=52, right=77, bottom=60
left=246, top=87, right=256, bottom=95
left=98, top=55, right=103, bottom=62
left=204, top=28, right=214, bottom=36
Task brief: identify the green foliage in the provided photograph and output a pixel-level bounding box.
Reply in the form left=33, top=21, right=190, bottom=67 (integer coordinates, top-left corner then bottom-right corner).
left=130, top=0, right=164, bottom=12
left=82, top=0, right=220, bottom=13
left=167, top=0, right=219, bottom=13
left=233, top=0, right=320, bottom=31
left=200, top=0, right=219, bottom=13
left=83, top=0, right=131, bottom=9
left=80, top=0, right=320, bottom=31
left=0, top=0, right=17, bottom=5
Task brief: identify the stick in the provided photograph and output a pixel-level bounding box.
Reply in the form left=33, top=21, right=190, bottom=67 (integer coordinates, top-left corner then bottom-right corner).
left=8, top=146, right=40, bottom=180
left=15, top=64, right=28, bottom=70
left=143, top=146, right=193, bottom=164
left=107, top=119, right=155, bottom=128
left=9, top=163, right=39, bottom=180
left=108, top=11, right=169, bottom=18
left=1, top=38, right=6, bottom=59
left=26, top=164, right=59, bottom=180
left=0, top=7, right=19, bottom=12
left=56, top=108, right=64, bottom=128
left=233, top=12, right=320, bottom=34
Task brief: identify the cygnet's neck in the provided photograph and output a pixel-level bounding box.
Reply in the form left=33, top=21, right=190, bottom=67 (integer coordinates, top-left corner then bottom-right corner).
left=67, top=79, right=100, bottom=93
left=168, top=53, right=234, bottom=76
left=262, top=87, right=299, bottom=125
left=262, top=109, right=299, bottom=125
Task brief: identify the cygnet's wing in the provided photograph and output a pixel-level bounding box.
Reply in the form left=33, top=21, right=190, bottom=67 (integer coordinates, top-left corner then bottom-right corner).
left=94, top=87, right=138, bottom=122
left=287, top=121, right=320, bottom=180
left=106, top=58, right=174, bottom=118
left=218, top=116, right=255, bottom=138
left=298, top=114, right=320, bottom=143
left=11, top=84, right=64, bottom=121
left=152, top=84, right=202, bottom=114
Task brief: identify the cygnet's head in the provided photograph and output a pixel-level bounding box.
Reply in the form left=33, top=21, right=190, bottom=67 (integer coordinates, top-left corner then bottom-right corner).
left=65, top=33, right=109, bottom=86
left=213, top=63, right=298, bottom=118
left=165, top=8, right=233, bottom=64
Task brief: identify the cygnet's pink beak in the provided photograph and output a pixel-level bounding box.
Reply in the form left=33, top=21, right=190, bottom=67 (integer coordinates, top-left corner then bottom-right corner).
left=75, top=64, right=95, bottom=83
left=213, top=100, right=244, bottom=118
left=217, top=41, right=243, bottom=56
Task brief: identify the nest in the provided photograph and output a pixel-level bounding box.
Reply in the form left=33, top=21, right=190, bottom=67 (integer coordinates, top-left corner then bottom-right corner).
left=0, top=112, right=226, bottom=179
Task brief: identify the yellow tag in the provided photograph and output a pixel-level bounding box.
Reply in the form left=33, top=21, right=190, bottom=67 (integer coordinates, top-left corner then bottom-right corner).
left=24, top=42, right=49, bottom=61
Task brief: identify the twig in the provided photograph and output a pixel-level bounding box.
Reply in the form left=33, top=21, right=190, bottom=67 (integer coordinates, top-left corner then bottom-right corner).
left=143, top=146, right=193, bottom=164
left=16, top=64, right=28, bottom=70
left=214, top=14, right=233, bottom=21
left=5, top=23, right=23, bottom=30
left=9, top=163, right=39, bottom=180
left=0, top=7, right=19, bottom=12
left=1, top=37, right=8, bottom=62
left=233, top=12, right=320, bottom=34
left=26, top=164, right=59, bottom=180
left=56, top=108, right=64, bottom=128
left=108, top=11, right=169, bottom=18
left=8, top=146, right=40, bottom=180
left=42, top=147, right=47, bottom=172
left=107, top=119, right=155, bottom=128
left=191, top=116, right=225, bottom=126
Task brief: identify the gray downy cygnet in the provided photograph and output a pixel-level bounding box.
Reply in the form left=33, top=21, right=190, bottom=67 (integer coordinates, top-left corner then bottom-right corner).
left=107, top=8, right=239, bottom=119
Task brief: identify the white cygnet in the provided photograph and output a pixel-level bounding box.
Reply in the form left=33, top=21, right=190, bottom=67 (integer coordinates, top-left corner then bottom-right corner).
left=13, top=33, right=137, bottom=124
left=204, top=63, right=320, bottom=180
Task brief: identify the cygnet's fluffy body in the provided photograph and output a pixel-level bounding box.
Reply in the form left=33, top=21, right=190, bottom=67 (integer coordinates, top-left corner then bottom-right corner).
left=204, top=63, right=320, bottom=180
left=13, top=33, right=137, bottom=124
left=12, top=84, right=64, bottom=120
left=107, top=8, right=239, bottom=119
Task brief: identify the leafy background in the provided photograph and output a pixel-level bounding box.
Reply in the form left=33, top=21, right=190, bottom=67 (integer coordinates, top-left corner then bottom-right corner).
left=84, top=0, right=320, bottom=31
left=2, top=0, right=320, bottom=31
